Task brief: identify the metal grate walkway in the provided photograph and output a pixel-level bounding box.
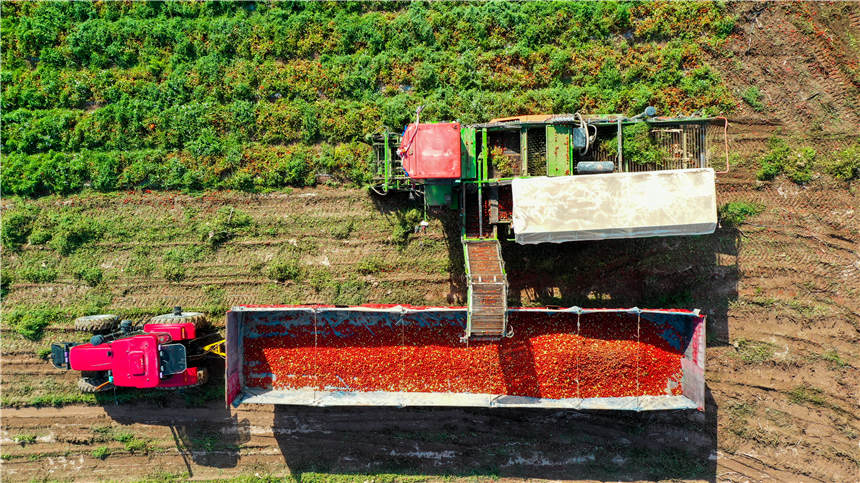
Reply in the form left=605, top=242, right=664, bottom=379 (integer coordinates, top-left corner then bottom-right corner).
left=463, top=240, right=508, bottom=340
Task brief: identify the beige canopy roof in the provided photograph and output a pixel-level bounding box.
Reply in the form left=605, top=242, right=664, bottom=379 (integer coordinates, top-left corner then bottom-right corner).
left=511, top=168, right=717, bottom=244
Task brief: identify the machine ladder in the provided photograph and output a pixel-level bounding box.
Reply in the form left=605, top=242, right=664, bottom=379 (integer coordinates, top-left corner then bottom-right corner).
left=463, top=239, right=508, bottom=340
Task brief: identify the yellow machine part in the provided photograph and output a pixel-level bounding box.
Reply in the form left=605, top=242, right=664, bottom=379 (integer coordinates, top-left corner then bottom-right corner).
left=203, top=339, right=226, bottom=357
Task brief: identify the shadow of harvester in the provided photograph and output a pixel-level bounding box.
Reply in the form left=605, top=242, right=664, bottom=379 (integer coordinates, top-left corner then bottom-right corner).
left=344, top=191, right=737, bottom=480
left=271, top=402, right=717, bottom=480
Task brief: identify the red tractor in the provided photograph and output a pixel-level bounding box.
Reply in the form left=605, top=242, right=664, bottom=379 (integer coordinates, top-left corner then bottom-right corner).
left=50, top=307, right=215, bottom=392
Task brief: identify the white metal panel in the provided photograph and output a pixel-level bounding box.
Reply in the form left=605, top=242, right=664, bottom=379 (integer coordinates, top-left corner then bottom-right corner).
left=511, top=168, right=717, bottom=244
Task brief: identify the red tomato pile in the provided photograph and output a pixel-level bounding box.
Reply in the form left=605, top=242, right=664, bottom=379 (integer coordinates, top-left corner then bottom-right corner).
left=243, top=311, right=685, bottom=399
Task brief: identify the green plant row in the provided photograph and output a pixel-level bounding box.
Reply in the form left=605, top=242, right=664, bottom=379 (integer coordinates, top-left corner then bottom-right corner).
left=1, top=2, right=735, bottom=70
left=2, top=77, right=734, bottom=155
left=1, top=1, right=738, bottom=197
left=2, top=41, right=733, bottom=110
left=1, top=142, right=371, bottom=197
left=756, top=138, right=860, bottom=183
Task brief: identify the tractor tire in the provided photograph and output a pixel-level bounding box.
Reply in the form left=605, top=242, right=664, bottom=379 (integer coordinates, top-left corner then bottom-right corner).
left=149, top=311, right=209, bottom=330
left=155, top=368, right=208, bottom=390
left=74, top=314, right=120, bottom=333
left=77, top=377, right=112, bottom=393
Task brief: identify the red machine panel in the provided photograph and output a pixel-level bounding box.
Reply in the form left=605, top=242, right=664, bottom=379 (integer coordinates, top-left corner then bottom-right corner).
left=111, top=335, right=160, bottom=388
left=143, top=322, right=196, bottom=341
left=399, top=122, right=461, bottom=179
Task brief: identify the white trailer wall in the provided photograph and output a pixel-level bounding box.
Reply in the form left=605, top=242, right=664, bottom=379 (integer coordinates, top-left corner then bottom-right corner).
left=511, top=168, right=717, bottom=244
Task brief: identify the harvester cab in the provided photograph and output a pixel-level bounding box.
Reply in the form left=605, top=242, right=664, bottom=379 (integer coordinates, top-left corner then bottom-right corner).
left=50, top=307, right=213, bottom=393
left=370, top=107, right=727, bottom=341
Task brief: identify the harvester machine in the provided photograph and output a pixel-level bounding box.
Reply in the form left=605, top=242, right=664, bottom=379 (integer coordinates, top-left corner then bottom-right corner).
left=370, top=107, right=726, bottom=341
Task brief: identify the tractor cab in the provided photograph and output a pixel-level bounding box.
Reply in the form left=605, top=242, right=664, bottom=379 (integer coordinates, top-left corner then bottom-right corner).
left=50, top=307, right=211, bottom=392
left=69, top=333, right=185, bottom=388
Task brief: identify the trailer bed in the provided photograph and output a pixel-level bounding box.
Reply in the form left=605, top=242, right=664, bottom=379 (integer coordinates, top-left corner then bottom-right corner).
left=226, top=305, right=705, bottom=411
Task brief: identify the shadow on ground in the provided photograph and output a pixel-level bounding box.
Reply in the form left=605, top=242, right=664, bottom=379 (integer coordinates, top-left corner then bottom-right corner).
left=99, top=357, right=250, bottom=474
left=370, top=190, right=467, bottom=304
left=346, top=191, right=735, bottom=480
left=272, top=399, right=718, bottom=480
left=503, top=226, right=741, bottom=346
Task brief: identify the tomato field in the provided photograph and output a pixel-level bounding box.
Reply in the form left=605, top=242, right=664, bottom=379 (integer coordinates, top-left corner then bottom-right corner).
left=1, top=1, right=859, bottom=481
left=1, top=1, right=739, bottom=196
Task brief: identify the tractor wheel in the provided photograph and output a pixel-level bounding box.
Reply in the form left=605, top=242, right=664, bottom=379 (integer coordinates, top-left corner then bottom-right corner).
left=74, top=314, right=120, bottom=333
left=77, top=377, right=112, bottom=393
left=150, top=311, right=209, bottom=330
left=155, top=368, right=208, bottom=390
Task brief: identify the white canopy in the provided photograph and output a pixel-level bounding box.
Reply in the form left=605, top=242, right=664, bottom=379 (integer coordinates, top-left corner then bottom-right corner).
left=511, top=168, right=717, bottom=244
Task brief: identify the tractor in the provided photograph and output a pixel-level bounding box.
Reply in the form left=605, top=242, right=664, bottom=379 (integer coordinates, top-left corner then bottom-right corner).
left=50, top=307, right=221, bottom=392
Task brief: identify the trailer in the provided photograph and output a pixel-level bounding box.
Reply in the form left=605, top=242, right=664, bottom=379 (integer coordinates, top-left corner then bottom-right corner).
left=226, top=305, right=705, bottom=411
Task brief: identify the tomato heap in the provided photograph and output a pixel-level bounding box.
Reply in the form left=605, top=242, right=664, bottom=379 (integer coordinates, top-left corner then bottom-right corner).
left=244, top=310, right=686, bottom=399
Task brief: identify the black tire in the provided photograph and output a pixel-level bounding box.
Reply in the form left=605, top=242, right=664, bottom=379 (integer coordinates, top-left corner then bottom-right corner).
left=149, top=311, right=209, bottom=330
left=74, top=314, right=120, bottom=333
left=77, top=377, right=112, bottom=393
left=155, top=368, right=208, bottom=390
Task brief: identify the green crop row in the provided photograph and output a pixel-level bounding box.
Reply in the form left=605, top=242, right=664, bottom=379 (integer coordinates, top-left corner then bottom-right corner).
left=1, top=2, right=735, bottom=68
left=1, top=142, right=371, bottom=197
left=1, top=1, right=738, bottom=197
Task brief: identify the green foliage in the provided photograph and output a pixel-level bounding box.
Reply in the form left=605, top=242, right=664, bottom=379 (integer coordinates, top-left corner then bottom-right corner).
left=788, top=384, right=826, bottom=406
left=112, top=431, right=135, bottom=443
left=819, top=349, right=847, bottom=368
left=0, top=2, right=738, bottom=197
left=734, top=339, right=775, bottom=363
left=603, top=122, right=668, bottom=166
left=1, top=205, right=38, bottom=249
left=489, top=145, right=516, bottom=178
left=356, top=255, right=387, bottom=275
left=5, top=308, right=57, bottom=340
left=36, top=347, right=52, bottom=360
left=162, top=261, right=187, bottom=282
left=18, top=259, right=59, bottom=283
left=1, top=270, right=12, bottom=299
left=126, top=246, right=155, bottom=277
left=332, top=277, right=368, bottom=305
left=28, top=228, right=52, bottom=245
left=67, top=253, right=103, bottom=287
left=48, top=213, right=103, bottom=255
left=826, top=144, right=860, bottom=181
left=91, top=446, right=111, bottom=460
left=329, top=220, right=354, bottom=240
left=757, top=138, right=790, bottom=181
left=307, top=268, right=334, bottom=293
left=392, top=208, right=422, bottom=248
left=786, top=147, right=815, bottom=184
left=14, top=434, right=36, bottom=445
left=124, top=438, right=151, bottom=454
left=756, top=138, right=815, bottom=184
left=110, top=429, right=151, bottom=454
left=163, top=245, right=207, bottom=264
left=199, top=206, right=252, bottom=248
left=266, top=257, right=302, bottom=283
left=741, top=86, right=764, bottom=111
left=719, top=201, right=763, bottom=227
